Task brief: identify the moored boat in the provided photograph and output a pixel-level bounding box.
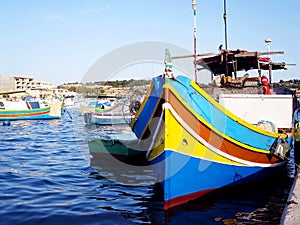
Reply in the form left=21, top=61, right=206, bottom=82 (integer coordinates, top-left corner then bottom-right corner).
left=87, top=131, right=148, bottom=165
left=79, top=99, right=114, bottom=116
left=84, top=111, right=133, bottom=126
left=130, top=47, right=295, bottom=210
left=0, top=99, right=62, bottom=120
left=84, top=100, right=140, bottom=126
left=94, top=99, right=114, bottom=112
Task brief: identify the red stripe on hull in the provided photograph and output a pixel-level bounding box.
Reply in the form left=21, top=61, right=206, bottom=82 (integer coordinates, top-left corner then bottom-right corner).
left=0, top=110, right=49, bottom=118
left=164, top=188, right=216, bottom=211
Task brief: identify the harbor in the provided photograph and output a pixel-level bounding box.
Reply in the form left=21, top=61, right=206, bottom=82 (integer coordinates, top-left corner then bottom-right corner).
left=0, top=109, right=296, bottom=225
left=1, top=70, right=299, bottom=224
left=1, top=0, right=300, bottom=224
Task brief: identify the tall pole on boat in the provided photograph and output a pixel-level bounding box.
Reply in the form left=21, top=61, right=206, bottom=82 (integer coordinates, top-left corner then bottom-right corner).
left=265, top=38, right=272, bottom=84
left=223, top=0, right=230, bottom=79
left=223, top=0, right=228, bottom=50
left=192, top=0, right=197, bottom=83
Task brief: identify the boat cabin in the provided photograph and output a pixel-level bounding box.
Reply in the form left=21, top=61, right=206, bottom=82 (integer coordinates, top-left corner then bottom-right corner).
left=196, top=49, right=296, bottom=131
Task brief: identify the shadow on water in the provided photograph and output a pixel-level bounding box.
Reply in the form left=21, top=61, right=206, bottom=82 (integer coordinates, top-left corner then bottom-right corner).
left=162, top=167, right=294, bottom=225
left=87, top=160, right=294, bottom=225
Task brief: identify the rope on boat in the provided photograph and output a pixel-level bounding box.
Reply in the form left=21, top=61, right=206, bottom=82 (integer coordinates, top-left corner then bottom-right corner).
left=64, top=108, right=73, bottom=120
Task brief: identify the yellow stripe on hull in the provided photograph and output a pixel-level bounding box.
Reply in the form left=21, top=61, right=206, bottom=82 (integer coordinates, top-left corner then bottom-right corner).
left=148, top=103, right=283, bottom=168
left=163, top=107, right=244, bottom=166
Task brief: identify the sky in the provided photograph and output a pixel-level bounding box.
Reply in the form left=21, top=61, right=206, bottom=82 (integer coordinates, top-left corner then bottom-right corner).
left=0, top=0, right=299, bottom=85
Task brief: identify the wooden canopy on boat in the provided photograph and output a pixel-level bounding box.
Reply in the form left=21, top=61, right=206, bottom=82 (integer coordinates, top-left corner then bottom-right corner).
left=196, top=49, right=287, bottom=76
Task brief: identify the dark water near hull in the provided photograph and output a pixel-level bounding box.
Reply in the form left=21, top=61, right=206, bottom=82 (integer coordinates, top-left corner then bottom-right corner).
left=0, top=108, right=295, bottom=225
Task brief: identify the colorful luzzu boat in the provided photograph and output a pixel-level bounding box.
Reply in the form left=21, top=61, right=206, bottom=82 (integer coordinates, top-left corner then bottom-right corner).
left=84, top=100, right=140, bottom=126
left=0, top=99, right=62, bottom=120
left=94, top=100, right=114, bottom=113
left=131, top=49, right=294, bottom=210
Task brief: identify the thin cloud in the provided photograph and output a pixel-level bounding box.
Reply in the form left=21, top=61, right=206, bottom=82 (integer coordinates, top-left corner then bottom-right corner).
left=80, top=5, right=110, bottom=15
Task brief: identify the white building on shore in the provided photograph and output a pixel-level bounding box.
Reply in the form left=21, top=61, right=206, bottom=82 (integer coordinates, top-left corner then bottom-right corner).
left=0, top=75, right=75, bottom=100
left=0, top=75, right=53, bottom=91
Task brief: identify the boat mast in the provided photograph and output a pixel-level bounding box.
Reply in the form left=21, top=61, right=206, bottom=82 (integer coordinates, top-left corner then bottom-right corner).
left=223, top=0, right=231, bottom=79
left=265, top=38, right=272, bottom=84
left=192, top=0, right=197, bottom=83
left=223, top=0, right=228, bottom=50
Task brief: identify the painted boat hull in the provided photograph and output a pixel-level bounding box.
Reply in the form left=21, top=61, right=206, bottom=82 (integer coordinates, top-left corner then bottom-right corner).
left=131, top=75, right=292, bottom=210
left=0, top=100, right=62, bottom=120
left=88, top=133, right=148, bottom=165
left=84, top=112, right=133, bottom=125
left=84, top=101, right=134, bottom=125
left=151, top=150, right=286, bottom=210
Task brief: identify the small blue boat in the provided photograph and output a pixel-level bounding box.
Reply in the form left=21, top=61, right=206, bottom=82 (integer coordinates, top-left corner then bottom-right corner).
left=84, top=101, right=140, bottom=126
left=84, top=112, right=133, bottom=125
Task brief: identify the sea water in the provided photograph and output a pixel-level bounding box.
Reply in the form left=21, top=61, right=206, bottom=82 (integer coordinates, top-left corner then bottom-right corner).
left=0, top=108, right=294, bottom=225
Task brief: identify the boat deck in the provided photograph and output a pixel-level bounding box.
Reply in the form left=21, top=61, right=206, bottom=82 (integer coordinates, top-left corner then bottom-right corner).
left=201, top=85, right=262, bottom=101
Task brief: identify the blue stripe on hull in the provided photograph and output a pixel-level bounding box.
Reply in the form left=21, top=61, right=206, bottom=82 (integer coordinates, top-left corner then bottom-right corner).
left=150, top=150, right=284, bottom=202
left=132, top=76, right=164, bottom=138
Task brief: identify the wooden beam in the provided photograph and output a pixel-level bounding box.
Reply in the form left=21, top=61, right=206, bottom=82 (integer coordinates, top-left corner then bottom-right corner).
left=172, top=53, right=215, bottom=59
left=234, top=51, right=284, bottom=57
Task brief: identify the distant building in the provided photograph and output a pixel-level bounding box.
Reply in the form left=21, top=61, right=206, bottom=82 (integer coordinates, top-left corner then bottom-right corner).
left=0, top=75, right=52, bottom=92
left=0, top=75, right=75, bottom=100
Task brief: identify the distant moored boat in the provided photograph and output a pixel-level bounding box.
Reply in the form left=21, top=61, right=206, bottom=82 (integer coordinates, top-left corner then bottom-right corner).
left=0, top=99, right=62, bottom=120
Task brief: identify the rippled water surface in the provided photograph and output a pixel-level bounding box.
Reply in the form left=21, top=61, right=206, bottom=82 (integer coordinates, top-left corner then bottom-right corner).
left=0, top=108, right=295, bottom=225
